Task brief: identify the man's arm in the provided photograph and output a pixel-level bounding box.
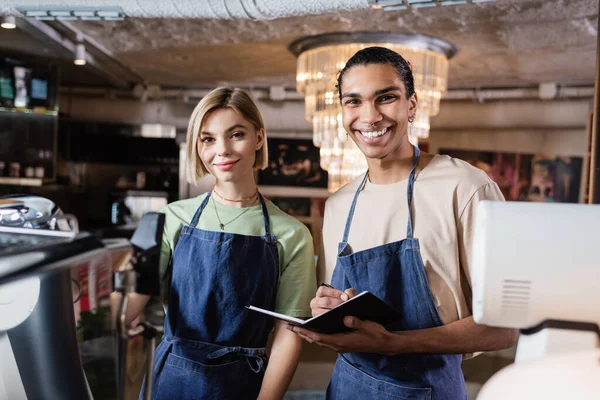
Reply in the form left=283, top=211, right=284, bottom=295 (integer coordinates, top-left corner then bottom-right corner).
left=291, top=283, right=518, bottom=355
left=389, top=316, right=518, bottom=355
left=258, top=322, right=303, bottom=400
left=289, top=315, right=517, bottom=355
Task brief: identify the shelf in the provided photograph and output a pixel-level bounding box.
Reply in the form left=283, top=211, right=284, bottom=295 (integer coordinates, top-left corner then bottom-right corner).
left=0, top=177, right=43, bottom=186
left=0, top=106, right=58, bottom=116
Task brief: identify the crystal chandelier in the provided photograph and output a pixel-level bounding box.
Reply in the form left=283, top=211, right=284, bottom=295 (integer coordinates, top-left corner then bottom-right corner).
left=289, top=32, right=456, bottom=192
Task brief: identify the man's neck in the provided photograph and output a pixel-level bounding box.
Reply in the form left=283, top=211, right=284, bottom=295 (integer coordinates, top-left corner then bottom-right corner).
left=366, top=142, right=416, bottom=185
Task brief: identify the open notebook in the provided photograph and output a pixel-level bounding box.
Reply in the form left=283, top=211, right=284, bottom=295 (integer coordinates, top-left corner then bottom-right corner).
left=247, top=291, right=403, bottom=334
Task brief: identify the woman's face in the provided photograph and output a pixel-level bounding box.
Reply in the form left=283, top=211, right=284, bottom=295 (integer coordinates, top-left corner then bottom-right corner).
left=198, top=108, right=264, bottom=183
left=340, top=63, right=417, bottom=161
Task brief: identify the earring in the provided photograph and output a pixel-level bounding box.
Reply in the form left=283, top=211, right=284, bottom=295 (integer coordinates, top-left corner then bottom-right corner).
left=408, top=114, right=416, bottom=123
left=346, top=132, right=349, bottom=141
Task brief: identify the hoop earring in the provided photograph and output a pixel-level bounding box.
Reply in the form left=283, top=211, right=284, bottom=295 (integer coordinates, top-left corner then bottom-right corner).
left=408, top=114, right=416, bottom=123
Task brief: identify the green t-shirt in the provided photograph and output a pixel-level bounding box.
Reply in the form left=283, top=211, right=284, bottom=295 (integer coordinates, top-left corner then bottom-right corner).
left=159, top=193, right=317, bottom=318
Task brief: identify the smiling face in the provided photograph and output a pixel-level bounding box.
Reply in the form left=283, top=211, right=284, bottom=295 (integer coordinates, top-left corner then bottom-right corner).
left=340, top=63, right=417, bottom=161
left=197, top=107, right=264, bottom=183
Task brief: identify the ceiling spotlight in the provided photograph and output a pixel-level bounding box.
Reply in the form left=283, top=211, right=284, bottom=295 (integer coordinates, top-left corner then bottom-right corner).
left=1, top=16, right=17, bottom=29
left=74, top=43, right=86, bottom=65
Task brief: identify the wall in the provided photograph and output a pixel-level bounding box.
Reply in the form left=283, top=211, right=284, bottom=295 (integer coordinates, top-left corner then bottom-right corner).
left=58, top=93, right=312, bottom=133
left=428, top=99, right=591, bottom=156
left=60, top=94, right=592, bottom=157
left=57, top=94, right=593, bottom=225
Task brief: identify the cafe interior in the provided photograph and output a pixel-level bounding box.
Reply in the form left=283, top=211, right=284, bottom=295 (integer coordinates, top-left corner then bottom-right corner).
left=0, top=0, right=599, bottom=399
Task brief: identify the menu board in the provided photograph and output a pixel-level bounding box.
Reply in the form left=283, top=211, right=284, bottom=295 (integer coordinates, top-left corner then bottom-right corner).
left=0, top=58, right=58, bottom=110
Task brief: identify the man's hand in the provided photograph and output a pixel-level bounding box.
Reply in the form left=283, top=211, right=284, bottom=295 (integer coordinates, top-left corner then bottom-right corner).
left=310, top=286, right=358, bottom=317
left=287, top=316, right=393, bottom=354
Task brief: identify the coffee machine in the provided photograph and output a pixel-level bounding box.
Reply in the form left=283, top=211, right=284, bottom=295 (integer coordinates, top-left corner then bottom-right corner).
left=0, top=195, right=163, bottom=400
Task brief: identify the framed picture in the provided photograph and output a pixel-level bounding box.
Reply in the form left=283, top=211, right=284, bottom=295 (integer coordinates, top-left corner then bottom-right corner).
left=440, top=149, right=583, bottom=203
left=258, top=138, right=328, bottom=188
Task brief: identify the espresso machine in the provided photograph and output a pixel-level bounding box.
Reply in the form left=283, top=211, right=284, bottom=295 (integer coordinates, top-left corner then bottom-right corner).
left=0, top=195, right=163, bottom=400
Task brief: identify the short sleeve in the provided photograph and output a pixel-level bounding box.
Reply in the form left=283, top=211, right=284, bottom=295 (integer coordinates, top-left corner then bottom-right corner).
left=317, top=199, right=334, bottom=285
left=274, top=226, right=317, bottom=318
left=458, top=182, right=505, bottom=309
left=158, top=230, right=172, bottom=305
left=458, top=182, right=504, bottom=360
left=157, top=205, right=177, bottom=308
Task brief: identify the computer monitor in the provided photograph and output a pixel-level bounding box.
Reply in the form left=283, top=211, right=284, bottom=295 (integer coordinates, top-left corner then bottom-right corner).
left=471, top=200, right=600, bottom=331
left=472, top=201, right=600, bottom=400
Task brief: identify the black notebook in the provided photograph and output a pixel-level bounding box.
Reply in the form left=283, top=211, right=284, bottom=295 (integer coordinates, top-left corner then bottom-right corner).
left=247, top=291, right=402, bottom=334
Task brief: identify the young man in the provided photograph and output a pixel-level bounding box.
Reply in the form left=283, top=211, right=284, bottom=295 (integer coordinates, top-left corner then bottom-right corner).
left=288, top=47, right=518, bottom=399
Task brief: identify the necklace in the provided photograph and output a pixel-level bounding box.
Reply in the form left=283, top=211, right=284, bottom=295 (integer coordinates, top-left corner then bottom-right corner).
left=212, top=194, right=259, bottom=230
left=212, top=186, right=258, bottom=203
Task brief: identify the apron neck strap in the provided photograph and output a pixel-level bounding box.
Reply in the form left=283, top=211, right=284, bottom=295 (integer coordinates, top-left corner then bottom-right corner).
left=257, top=192, right=272, bottom=237
left=406, top=145, right=420, bottom=239
left=340, top=145, right=421, bottom=244
left=190, top=192, right=212, bottom=227
left=189, top=191, right=272, bottom=236
left=341, top=172, right=369, bottom=244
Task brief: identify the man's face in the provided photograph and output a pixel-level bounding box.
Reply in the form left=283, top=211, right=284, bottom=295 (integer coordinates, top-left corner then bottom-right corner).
left=340, top=63, right=417, bottom=160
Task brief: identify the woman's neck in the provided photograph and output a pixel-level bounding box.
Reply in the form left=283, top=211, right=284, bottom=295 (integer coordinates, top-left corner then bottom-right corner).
left=366, top=139, right=416, bottom=185
left=212, top=178, right=258, bottom=208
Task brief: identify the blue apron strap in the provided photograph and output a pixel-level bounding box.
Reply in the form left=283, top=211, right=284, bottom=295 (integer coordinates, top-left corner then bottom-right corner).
left=257, top=192, right=272, bottom=238
left=406, top=145, right=421, bottom=239
left=190, top=191, right=212, bottom=227
left=341, top=172, right=369, bottom=244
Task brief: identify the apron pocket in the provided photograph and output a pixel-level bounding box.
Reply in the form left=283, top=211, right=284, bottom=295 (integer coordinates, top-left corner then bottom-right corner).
left=166, top=352, right=241, bottom=376
left=336, top=356, right=432, bottom=400
left=154, top=353, right=260, bottom=400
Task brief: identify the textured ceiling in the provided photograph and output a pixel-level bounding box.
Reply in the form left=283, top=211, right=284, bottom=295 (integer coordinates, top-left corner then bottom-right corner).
left=2, top=0, right=598, bottom=89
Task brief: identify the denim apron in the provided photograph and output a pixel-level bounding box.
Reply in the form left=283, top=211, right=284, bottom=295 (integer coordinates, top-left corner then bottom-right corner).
left=141, top=192, right=279, bottom=400
left=328, top=146, right=467, bottom=400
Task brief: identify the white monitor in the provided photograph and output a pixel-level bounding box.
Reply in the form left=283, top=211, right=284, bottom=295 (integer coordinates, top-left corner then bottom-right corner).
left=471, top=201, right=600, bottom=330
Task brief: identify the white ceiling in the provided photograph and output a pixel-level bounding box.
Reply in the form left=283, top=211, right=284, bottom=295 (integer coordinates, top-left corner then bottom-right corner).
left=1, top=0, right=598, bottom=90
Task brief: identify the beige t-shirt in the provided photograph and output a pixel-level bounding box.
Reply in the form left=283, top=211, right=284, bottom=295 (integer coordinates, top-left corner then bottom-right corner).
left=318, top=154, right=505, bottom=325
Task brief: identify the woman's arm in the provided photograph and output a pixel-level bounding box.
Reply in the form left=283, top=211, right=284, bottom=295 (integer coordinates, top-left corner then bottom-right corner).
left=257, top=322, right=303, bottom=400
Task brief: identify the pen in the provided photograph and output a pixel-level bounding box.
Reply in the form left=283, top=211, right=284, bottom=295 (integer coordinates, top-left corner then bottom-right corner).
left=320, top=283, right=334, bottom=289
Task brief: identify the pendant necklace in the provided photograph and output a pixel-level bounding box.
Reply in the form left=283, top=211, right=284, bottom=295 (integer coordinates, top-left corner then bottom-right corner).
left=212, top=193, right=259, bottom=230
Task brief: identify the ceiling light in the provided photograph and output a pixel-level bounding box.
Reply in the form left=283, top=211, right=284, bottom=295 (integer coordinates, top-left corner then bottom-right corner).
left=368, top=0, right=495, bottom=10
left=411, top=2, right=437, bottom=8
left=1, top=16, right=17, bottom=29
left=289, top=32, right=456, bottom=192
left=441, top=0, right=468, bottom=5
left=16, top=6, right=125, bottom=21
left=74, top=43, right=86, bottom=66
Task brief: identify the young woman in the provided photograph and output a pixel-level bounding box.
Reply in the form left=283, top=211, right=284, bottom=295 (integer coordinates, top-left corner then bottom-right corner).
left=131, top=87, right=316, bottom=399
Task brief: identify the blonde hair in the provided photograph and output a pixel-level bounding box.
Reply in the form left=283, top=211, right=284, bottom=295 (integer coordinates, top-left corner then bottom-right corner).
left=186, top=87, right=268, bottom=183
